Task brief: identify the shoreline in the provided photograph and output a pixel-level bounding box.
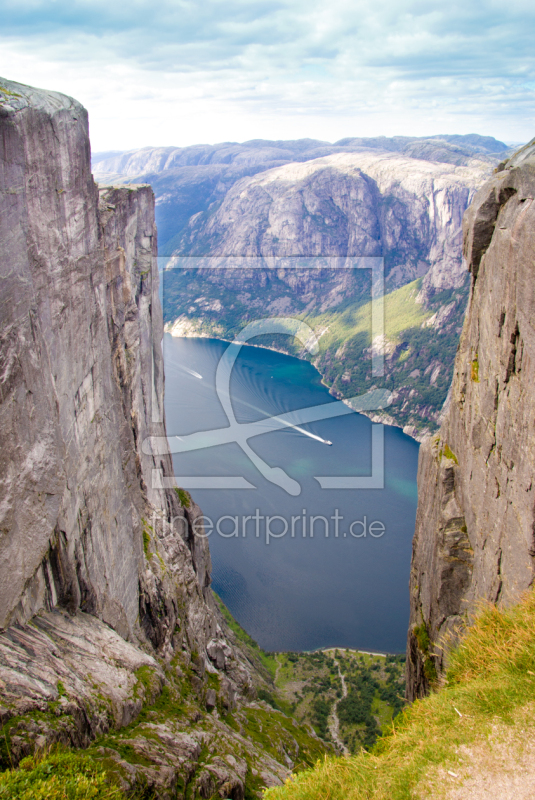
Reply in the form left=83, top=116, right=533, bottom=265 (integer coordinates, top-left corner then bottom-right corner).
left=164, top=324, right=430, bottom=443
left=269, top=647, right=402, bottom=657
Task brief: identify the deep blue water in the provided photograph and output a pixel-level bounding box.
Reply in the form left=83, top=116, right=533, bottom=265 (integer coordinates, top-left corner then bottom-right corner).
left=163, top=334, right=419, bottom=653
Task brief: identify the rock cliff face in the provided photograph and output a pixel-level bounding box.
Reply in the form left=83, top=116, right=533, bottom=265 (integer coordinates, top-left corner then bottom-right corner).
left=93, top=135, right=508, bottom=256
left=177, top=151, right=482, bottom=286
left=0, top=76, right=196, bottom=646
left=0, top=78, right=325, bottom=797
left=407, top=138, right=535, bottom=699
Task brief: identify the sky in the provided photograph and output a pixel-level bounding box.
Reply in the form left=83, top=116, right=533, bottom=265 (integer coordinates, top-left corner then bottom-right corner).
left=0, top=0, right=533, bottom=152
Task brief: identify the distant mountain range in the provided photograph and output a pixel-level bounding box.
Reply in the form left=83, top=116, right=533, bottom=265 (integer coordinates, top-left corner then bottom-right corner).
left=93, top=135, right=512, bottom=438
left=93, top=134, right=509, bottom=254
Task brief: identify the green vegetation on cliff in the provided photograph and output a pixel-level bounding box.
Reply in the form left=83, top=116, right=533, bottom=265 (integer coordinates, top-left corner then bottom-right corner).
left=0, top=750, right=126, bottom=799
left=162, top=269, right=468, bottom=435
left=265, top=589, right=535, bottom=799
left=273, top=650, right=405, bottom=753
left=0, top=596, right=327, bottom=799
left=9, top=587, right=535, bottom=798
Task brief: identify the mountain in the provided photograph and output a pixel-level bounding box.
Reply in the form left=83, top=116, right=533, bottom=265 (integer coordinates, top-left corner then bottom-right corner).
left=93, top=134, right=509, bottom=255
left=3, top=73, right=535, bottom=797
left=0, top=77, right=326, bottom=798
left=94, top=136, right=509, bottom=439
left=407, top=137, right=535, bottom=698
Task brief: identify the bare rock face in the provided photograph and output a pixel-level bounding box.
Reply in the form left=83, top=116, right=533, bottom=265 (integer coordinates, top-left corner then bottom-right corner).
left=179, top=151, right=486, bottom=292
left=93, top=134, right=508, bottom=257
left=0, top=77, right=185, bottom=643
left=406, top=138, right=535, bottom=699
left=0, top=78, right=325, bottom=795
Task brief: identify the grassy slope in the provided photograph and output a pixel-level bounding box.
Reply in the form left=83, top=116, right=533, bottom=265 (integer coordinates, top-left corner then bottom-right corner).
left=212, top=595, right=407, bottom=751
left=264, top=589, right=535, bottom=799
left=304, top=278, right=431, bottom=349
left=213, top=592, right=278, bottom=680
left=162, top=270, right=432, bottom=350
left=12, top=585, right=535, bottom=798
left=8, top=587, right=535, bottom=798
left=0, top=750, right=127, bottom=799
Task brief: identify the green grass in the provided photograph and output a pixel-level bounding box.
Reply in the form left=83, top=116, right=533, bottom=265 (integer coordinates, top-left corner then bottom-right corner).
left=174, top=487, right=192, bottom=508
left=305, top=278, right=431, bottom=352
left=241, top=706, right=327, bottom=772
left=0, top=600, right=326, bottom=799
left=264, top=588, right=535, bottom=799
left=142, top=529, right=150, bottom=557
left=272, top=650, right=405, bottom=751
left=442, top=444, right=459, bottom=465
left=0, top=750, right=126, bottom=799
left=213, top=592, right=277, bottom=678
left=132, top=665, right=159, bottom=703
left=0, top=85, right=22, bottom=99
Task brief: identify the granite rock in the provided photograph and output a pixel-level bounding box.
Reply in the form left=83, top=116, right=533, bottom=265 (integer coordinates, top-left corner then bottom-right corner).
left=407, top=138, right=535, bottom=699
left=0, top=77, right=325, bottom=795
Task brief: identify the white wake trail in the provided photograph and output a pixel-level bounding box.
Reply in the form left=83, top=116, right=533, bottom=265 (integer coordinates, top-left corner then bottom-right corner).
left=228, top=392, right=333, bottom=446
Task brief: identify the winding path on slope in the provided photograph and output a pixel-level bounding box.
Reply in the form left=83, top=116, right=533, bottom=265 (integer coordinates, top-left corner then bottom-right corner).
left=328, top=655, right=349, bottom=755
left=274, top=653, right=282, bottom=686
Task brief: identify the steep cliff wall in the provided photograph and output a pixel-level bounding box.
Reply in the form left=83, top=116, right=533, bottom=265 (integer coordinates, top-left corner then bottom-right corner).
left=176, top=152, right=482, bottom=289
left=0, top=76, right=200, bottom=645
left=0, top=78, right=325, bottom=797
left=407, top=139, right=535, bottom=699
left=92, top=134, right=508, bottom=256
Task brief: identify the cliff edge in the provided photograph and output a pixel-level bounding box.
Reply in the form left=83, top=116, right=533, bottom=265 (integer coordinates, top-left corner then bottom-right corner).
left=407, top=137, right=535, bottom=699
left=0, top=78, right=325, bottom=797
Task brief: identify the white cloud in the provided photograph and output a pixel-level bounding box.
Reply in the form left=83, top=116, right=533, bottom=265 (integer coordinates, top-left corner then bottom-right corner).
left=0, top=0, right=533, bottom=149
